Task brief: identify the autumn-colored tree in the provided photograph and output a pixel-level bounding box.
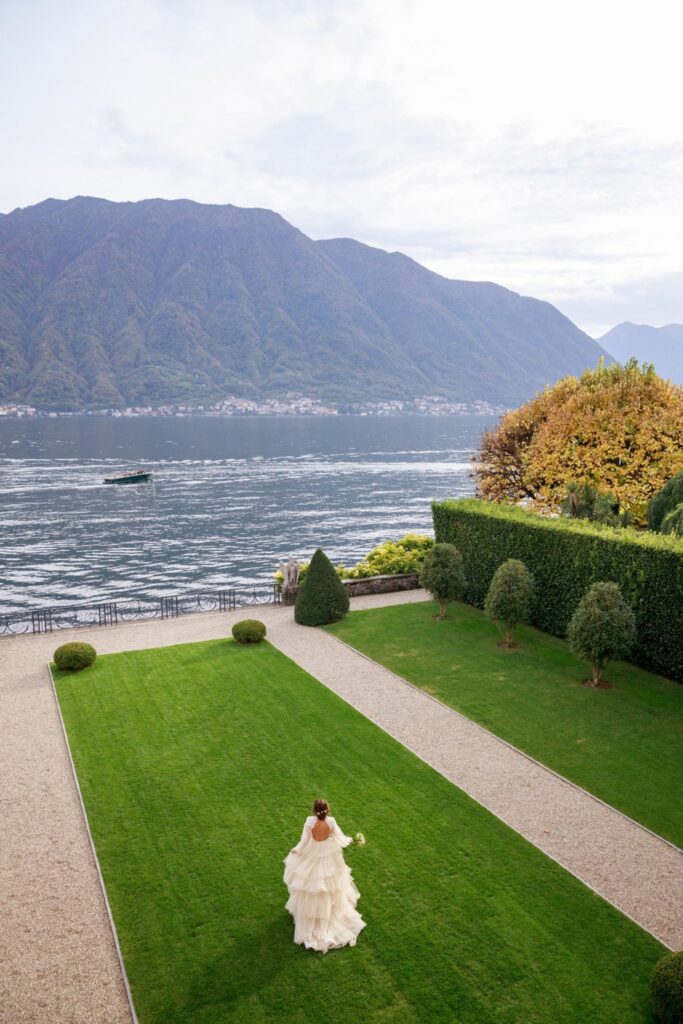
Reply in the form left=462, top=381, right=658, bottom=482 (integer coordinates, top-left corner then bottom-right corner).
left=475, top=360, right=683, bottom=525
left=475, top=377, right=580, bottom=502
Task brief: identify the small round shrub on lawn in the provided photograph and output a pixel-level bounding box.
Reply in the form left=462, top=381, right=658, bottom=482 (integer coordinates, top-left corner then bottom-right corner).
left=651, top=950, right=683, bottom=1024
left=53, top=642, right=97, bottom=671
left=232, top=619, right=267, bottom=644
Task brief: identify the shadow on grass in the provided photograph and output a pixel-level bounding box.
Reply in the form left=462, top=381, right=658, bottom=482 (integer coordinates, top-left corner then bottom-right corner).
left=154, top=915, right=294, bottom=1023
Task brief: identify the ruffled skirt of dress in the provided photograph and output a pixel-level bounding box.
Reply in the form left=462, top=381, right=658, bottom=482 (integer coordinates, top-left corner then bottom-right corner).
left=283, top=842, right=366, bottom=953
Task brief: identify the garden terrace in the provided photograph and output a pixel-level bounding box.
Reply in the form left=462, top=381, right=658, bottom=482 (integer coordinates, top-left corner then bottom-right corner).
left=53, top=636, right=664, bottom=1024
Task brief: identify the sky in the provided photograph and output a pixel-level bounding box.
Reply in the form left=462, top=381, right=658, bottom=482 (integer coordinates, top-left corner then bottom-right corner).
left=1, top=0, right=682, bottom=337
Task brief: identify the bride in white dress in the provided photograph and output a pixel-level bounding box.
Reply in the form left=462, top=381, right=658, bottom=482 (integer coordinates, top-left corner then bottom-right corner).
left=283, top=799, right=366, bottom=953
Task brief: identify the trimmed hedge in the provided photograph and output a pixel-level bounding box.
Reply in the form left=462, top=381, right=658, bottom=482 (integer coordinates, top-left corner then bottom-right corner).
left=432, top=498, right=683, bottom=681
left=53, top=642, right=97, bottom=671
left=232, top=619, right=267, bottom=644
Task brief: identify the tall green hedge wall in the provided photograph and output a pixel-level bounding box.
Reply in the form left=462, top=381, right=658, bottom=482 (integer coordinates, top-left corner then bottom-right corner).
left=432, top=498, right=683, bottom=681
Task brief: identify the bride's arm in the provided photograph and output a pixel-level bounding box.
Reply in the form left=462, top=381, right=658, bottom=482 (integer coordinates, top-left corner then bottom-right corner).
left=290, top=817, right=312, bottom=855
left=329, top=816, right=353, bottom=848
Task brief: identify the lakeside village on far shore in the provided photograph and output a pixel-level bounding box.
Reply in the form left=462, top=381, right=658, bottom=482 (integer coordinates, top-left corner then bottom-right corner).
left=0, top=394, right=506, bottom=419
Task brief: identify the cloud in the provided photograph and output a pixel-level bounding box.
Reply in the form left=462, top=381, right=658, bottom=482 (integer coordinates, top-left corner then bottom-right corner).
left=1, top=0, right=682, bottom=332
left=556, top=273, right=683, bottom=338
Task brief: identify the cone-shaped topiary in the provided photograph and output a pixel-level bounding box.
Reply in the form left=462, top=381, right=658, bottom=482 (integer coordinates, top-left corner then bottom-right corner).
left=567, top=581, right=636, bottom=686
left=485, top=558, right=535, bottom=647
left=420, top=542, right=465, bottom=619
left=651, top=950, right=683, bottom=1024
left=295, top=548, right=350, bottom=626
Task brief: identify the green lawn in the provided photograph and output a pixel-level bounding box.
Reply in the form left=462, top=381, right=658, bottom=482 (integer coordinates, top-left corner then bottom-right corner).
left=54, top=639, right=663, bottom=1024
left=326, top=601, right=683, bottom=847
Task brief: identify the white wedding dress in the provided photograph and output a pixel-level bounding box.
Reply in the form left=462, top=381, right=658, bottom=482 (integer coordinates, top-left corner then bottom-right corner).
left=283, top=815, right=366, bottom=953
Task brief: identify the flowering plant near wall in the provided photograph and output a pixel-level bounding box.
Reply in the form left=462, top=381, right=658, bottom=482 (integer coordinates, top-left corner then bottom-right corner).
left=274, top=533, right=433, bottom=585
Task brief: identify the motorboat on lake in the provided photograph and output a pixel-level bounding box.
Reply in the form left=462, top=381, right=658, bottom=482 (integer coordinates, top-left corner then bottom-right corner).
left=104, top=469, right=152, bottom=485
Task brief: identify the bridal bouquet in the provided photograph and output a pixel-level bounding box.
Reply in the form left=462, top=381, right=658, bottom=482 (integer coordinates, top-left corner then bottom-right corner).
left=352, top=832, right=366, bottom=846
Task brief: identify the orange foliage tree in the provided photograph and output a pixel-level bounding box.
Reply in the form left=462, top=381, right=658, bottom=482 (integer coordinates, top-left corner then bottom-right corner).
left=475, top=360, right=683, bottom=524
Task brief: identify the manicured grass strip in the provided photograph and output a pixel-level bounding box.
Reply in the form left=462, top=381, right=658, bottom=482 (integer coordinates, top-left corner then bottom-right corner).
left=327, top=601, right=683, bottom=847
left=55, top=640, right=663, bottom=1024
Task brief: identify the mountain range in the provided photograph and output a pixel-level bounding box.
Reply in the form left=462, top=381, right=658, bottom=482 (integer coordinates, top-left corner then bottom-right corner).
left=0, top=196, right=609, bottom=410
left=598, top=322, right=683, bottom=385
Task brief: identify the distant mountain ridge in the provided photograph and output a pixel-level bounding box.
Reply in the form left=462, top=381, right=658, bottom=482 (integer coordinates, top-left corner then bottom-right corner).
left=598, top=322, right=683, bottom=385
left=0, top=196, right=608, bottom=410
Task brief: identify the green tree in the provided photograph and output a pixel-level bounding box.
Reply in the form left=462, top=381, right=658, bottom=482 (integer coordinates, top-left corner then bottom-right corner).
left=561, top=482, right=632, bottom=528
left=660, top=502, right=683, bottom=538
left=420, top=543, right=465, bottom=619
left=648, top=469, right=683, bottom=532
left=567, top=582, right=636, bottom=686
left=294, top=548, right=350, bottom=626
left=484, top=559, right=535, bottom=647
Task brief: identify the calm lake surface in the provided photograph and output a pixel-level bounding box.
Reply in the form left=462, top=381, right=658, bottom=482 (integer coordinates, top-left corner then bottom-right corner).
left=0, top=414, right=492, bottom=614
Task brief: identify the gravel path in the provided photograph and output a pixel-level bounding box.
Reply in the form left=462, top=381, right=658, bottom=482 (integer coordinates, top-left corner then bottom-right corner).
left=1, top=590, right=680, bottom=1023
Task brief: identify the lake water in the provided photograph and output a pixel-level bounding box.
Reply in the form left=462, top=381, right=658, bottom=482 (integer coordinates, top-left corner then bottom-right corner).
left=0, top=414, right=492, bottom=614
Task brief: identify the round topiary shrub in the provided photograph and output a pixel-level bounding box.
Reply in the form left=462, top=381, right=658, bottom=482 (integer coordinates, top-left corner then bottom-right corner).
left=651, top=951, right=683, bottom=1024
left=53, top=642, right=97, bottom=671
left=484, top=558, right=535, bottom=647
left=419, top=542, right=465, bottom=619
left=566, top=581, right=636, bottom=686
left=232, top=619, right=267, bottom=644
left=295, top=548, right=350, bottom=626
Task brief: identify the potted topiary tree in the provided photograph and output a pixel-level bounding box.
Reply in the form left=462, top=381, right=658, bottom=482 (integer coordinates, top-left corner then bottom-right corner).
left=419, top=543, right=465, bottom=620
left=294, top=548, right=350, bottom=626
left=484, top=559, right=535, bottom=648
left=566, top=581, right=636, bottom=687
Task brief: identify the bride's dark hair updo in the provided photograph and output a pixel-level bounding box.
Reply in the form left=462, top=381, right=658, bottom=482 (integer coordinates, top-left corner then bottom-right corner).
left=313, top=799, right=329, bottom=820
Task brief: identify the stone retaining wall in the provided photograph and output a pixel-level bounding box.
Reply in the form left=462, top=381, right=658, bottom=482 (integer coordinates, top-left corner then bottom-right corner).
left=281, top=572, right=421, bottom=605
left=343, top=573, right=420, bottom=598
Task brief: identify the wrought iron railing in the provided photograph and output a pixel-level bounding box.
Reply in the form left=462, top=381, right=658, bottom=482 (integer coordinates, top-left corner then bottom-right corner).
left=0, top=585, right=281, bottom=638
